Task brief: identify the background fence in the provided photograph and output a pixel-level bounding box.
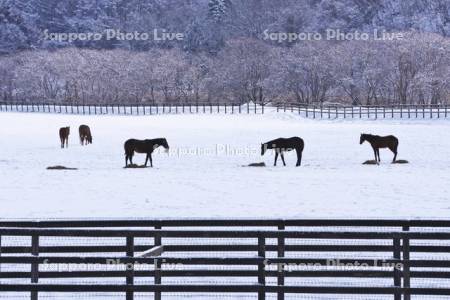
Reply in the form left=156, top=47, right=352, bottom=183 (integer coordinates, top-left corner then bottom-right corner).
left=2, top=219, right=450, bottom=299
left=1, top=102, right=449, bottom=119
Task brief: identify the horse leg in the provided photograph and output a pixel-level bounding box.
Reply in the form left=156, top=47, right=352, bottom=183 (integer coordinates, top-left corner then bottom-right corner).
left=377, top=149, right=381, bottom=162
left=66, top=138, right=68, bottom=148
left=125, top=155, right=128, bottom=167
left=144, top=154, right=149, bottom=167
left=372, top=147, right=377, bottom=161
left=390, top=147, right=398, bottom=162
left=280, top=152, right=286, bottom=166
left=149, top=154, right=153, bottom=167
left=60, top=137, right=64, bottom=148
left=274, top=152, right=278, bottom=166
left=296, top=150, right=302, bottom=167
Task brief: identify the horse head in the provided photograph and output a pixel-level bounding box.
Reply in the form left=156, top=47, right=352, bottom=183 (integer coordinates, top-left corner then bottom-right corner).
left=261, top=143, right=267, bottom=156
left=360, top=133, right=368, bottom=144
left=161, top=138, right=170, bottom=153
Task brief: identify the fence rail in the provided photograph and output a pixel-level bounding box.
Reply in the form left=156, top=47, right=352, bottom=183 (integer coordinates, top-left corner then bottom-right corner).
left=2, top=219, right=450, bottom=299
left=1, top=102, right=449, bottom=119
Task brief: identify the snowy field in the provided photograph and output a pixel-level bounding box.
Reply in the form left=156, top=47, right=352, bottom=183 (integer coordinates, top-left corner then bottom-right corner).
left=0, top=111, right=450, bottom=219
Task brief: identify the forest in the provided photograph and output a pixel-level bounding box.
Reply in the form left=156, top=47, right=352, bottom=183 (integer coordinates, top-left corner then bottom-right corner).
left=0, top=0, right=449, bottom=105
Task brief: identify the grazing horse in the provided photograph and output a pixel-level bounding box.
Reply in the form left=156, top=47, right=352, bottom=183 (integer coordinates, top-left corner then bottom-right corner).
left=261, top=137, right=304, bottom=167
left=79, top=125, right=92, bottom=145
left=360, top=133, right=399, bottom=163
left=59, top=127, right=70, bottom=148
left=124, top=138, right=170, bottom=167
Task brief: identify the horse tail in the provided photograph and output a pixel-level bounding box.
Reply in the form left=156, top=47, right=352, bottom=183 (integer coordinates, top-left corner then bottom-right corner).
left=124, top=142, right=133, bottom=156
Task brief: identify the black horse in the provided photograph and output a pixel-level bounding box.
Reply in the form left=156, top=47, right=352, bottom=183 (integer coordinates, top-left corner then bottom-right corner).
left=261, top=137, right=304, bottom=167
left=124, top=138, right=170, bottom=167
left=360, top=133, right=398, bottom=163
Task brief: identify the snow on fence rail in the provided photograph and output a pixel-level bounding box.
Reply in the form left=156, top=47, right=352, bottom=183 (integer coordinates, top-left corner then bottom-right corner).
left=1, top=102, right=449, bottom=119
left=2, top=219, right=450, bottom=300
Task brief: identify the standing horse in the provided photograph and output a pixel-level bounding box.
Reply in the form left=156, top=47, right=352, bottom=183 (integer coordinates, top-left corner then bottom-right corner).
left=124, top=138, right=170, bottom=167
left=360, top=133, right=399, bottom=163
left=261, top=137, right=304, bottom=167
left=79, top=125, right=92, bottom=145
left=59, top=127, right=70, bottom=148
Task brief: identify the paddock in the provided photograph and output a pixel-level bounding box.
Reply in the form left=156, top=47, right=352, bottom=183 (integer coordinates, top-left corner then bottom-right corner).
left=0, top=112, right=449, bottom=219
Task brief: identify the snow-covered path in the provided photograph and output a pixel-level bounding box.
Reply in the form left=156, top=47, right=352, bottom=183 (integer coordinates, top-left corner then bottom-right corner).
left=0, top=112, right=449, bottom=219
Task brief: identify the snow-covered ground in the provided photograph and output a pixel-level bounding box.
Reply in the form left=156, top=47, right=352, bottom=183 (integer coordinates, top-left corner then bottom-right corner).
left=0, top=111, right=449, bottom=219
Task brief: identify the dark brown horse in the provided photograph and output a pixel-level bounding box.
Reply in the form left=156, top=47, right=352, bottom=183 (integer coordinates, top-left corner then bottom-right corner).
left=360, top=133, right=399, bottom=163
left=261, top=137, right=304, bottom=167
left=59, top=127, right=70, bottom=148
left=79, top=125, right=92, bottom=145
left=124, top=138, right=170, bottom=167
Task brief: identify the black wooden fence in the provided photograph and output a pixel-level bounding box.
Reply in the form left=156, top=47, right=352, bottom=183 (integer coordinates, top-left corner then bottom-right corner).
left=2, top=219, right=450, bottom=299
left=1, top=101, right=449, bottom=119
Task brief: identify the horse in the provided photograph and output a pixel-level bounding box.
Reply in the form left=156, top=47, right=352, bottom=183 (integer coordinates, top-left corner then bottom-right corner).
left=261, top=137, right=304, bottom=167
left=59, top=127, right=70, bottom=148
left=79, top=125, right=92, bottom=145
left=360, top=133, right=399, bottom=163
left=124, top=138, right=170, bottom=167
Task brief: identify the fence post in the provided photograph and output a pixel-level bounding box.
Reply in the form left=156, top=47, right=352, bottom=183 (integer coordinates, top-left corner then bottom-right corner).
left=402, top=226, right=410, bottom=300
left=31, top=234, right=39, bottom=300
left=0, top=234, right=2, bottom=273
left=258, top=236, right=266, bottom=300
left=154, top=225, right=162, bottom=300
left=393, top=236, right=401, bottom=300
left=277, top=225, right=285, bottom=300
left=126, top=236, right=135, bottom=300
